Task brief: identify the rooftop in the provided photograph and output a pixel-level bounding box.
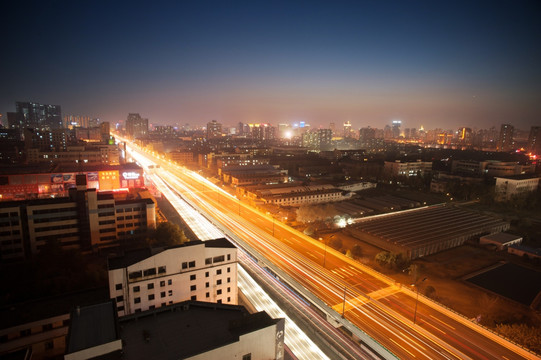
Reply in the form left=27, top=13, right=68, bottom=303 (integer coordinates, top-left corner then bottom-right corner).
left=480, top=232, right=522, bottom=244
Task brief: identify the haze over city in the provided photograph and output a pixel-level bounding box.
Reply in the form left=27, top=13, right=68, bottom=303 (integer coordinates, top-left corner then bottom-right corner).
left=2, top=0, right=540, bottom=130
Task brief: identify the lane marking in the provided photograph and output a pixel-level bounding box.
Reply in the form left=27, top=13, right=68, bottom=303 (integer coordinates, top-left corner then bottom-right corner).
left=389, top=337, right=416, bottom=358
left=429, top=314, right=456, bottom=330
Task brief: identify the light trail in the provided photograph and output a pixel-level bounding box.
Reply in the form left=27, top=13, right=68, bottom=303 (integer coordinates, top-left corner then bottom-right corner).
left=123, top=143, right=334, bottom=360
left=118, top=135, right=539, bottom=360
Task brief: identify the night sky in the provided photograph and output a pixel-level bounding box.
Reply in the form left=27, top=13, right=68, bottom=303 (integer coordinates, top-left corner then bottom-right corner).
left=2, top=0, right=540, bottom=130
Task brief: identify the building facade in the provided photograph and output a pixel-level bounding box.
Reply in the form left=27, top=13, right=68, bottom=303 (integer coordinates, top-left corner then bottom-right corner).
left=108, top=238, right=237, bottom=316
left=10, top=101, right=62, bottom=134
left=0, top=182, right=156, bottom=261
left=126, top=113, right=148, bottom=139
left=384, top=160, right=433, bottom=177
left=495, top=175, right=540, bottom=201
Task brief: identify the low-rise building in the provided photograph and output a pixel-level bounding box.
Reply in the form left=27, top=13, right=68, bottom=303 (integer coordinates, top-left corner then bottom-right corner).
left=26, top=144, right=120, bottom=165
left=0, top=288, right=108, bottom=359
left=480, top=233, right=523, bottom=250
left=508, top=244, right=541, bottom=261
left=384, top=160, right=432, bottom=178
left=495, top=174, right=540, bottom=201
left=64, top=300, right=285, bottom=360
left=107, top=238, right=237, bottom=316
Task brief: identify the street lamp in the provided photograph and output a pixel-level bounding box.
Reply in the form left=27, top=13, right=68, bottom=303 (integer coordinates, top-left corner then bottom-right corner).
left=323, top=235, right=334, bottom=268
left=411, top=277, right=427, bottom=324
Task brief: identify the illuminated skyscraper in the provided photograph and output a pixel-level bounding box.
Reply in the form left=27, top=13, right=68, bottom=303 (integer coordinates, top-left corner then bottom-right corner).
left=527, top=126, right=541, bottom=155
left=206, top=119, right=222, bottom=139
left=497, top=123, right=514, bottom=151
left=10, top=101, right=62, bottom=134
left=343, top=121, right=352, bottom=138
left=391, top=120, right=402, bottom=139
left=126, top=113, right=148, bottom=139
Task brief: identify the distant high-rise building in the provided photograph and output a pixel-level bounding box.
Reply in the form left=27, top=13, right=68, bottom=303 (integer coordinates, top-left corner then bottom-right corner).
left=359, top=127, right=376, bottom=143
left=318, top=129, right=332, bottom=150
left=497, top=124, right=514, bottom=151
left=126, top=113, right=148, bottom=139
left=10, top=101, right=62, bottom=134
left=527, top=126, right=541, bottom=155
left=206, top=120, right=222, bottom=139
left=329, top=122, right=335, bottom=136
left=343, top=121, right=353, bottom=138
left=391, top=120, right=402, bottom=139
left=250, top=124, right=275, bottom=143
left=458, top=127, right=473, bottom=145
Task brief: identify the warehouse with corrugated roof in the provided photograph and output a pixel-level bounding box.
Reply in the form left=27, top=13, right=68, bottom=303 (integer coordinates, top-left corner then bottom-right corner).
left=349, top=205, right=509, bottom=259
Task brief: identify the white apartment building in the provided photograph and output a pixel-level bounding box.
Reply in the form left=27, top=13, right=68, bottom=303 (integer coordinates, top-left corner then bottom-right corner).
left=495, top=175, right=540, bottom=201
left=108, top=238, right=238, bottom=316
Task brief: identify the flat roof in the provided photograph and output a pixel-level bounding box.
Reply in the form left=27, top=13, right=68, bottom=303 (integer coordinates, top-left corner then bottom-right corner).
left=119, top=301, right=278, bottom=360
left=66, top=301, right=118, bottom=354
left=107, top=239, right=234, bottom=270
left=495, top=174, right=540, bottom=180
left=480, top=232, right=522, bottom=244
left=0, top=287, right=108, bottom=329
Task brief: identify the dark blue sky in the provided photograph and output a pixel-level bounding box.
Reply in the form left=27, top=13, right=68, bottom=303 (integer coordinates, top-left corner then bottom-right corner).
left=1, top=0, right=540, bottom=130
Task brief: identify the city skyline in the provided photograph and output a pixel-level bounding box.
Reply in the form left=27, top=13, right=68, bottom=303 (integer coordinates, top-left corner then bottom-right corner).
left=1, top=1, right=540, bottom=130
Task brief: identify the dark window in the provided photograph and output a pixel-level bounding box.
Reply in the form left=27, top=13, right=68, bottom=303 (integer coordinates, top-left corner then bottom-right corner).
left=168, top=290, right=172, bottom=296
left=143, top=268, right=156, bottom=276
left=168, top=279, right=172, bottom=285
left=206, top=282, right=209, bottom=288
left=242, top=354, right=251, bottom=360
left=227, top=287, right=231, bottom=293
left=213, top=255, right=224, bottom=263
left=227, top=297, right=231, bottom=302
left=227, top=277, right=231, bottom=283
left=206, top=292, right=210, bottom=298
left=148, top=294, right=155, bottom=300
left=45, top=341, right=54, bottom=350
left=115, top=283, right=122, bottom=290
left=217, top=289, right=222, bottom=295
left=160, top=280, right=165, bottom=287
left=117, top=306, right=124, bottom=311
left=182, top=262, right=188, bottom=269
left=147, top=283, right=154, bottom=290
left=116, top=295, right=124, bottom=302
left=205, top=258, right=212, bottom=265
left=129, top=271, right=142, bottom=280
left=149, top=305, right=155, bottom=310
left=133, top=286, right=140, bottom=292
left=227, top=267, right=231, bottom=273
left=158, top=266, right=166, bottom=274
left=190, top=285, right=196, bottom=291
left=135, top=309, right=141, bottom=313
left=217, top=279, right=222, bottom=285
left=42, top=324, right=53, bottom=331
left=190, top=274, right=196, bottom=281
left=161, top=292, right=166, bottom=298
left=188, top=261, right=195, bottom=268
left=20, top=329, right=31, bottom=337
left=134, top=297, right=141, bottom=304
left=227, top=254, right=231, bottom=261
left=217, top=299, right=222, bottom=304
left=216, top=269, right=222, bottom=275
left=191, top=295, right=197, bottom=301
left=205, top=271, right=209, bottom=277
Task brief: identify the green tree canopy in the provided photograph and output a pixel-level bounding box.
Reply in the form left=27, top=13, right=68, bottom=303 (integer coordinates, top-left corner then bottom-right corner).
left=148, top=222, right=188, bottom=247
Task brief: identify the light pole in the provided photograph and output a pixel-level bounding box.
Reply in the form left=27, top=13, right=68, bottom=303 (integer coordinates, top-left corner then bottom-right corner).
left=412, top=277, right=427, bottom=324
left=323, top=235, right=334, bottom=268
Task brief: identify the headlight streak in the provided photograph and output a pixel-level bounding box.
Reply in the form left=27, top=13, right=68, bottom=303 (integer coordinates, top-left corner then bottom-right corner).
left=121, top=137, right=520, bottom=360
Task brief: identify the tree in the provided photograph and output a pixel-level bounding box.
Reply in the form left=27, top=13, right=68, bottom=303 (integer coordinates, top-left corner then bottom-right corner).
left=351, top=244, right=363, bottom=258
left=496, top=324, right=541, bottom=354
left=148, top=222, right=188, bottom=247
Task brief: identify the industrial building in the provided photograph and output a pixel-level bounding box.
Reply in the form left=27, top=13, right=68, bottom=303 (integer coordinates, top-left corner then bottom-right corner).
left=349, top=205, right=510, bottom=259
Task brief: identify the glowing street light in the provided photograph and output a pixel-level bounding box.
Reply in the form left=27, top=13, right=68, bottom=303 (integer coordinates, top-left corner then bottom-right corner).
left=411, top=277, right=427, bottom=324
